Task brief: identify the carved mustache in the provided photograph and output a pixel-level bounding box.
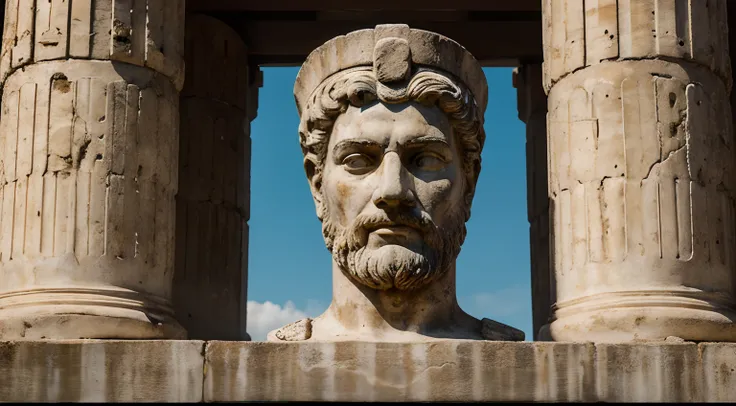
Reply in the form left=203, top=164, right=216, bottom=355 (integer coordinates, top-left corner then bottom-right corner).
left=357, top=211, right=431, bottom=232
left=344, top=210, right=439, bottom=250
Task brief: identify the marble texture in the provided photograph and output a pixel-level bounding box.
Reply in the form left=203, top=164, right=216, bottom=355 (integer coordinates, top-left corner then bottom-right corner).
left=543, top=0, right=736, bottom=342
left=0, top=0, right=186, bottom=339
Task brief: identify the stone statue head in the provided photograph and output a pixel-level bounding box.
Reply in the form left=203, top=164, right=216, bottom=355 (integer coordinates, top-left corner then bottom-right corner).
left=294, top=25, right=488, bottom=292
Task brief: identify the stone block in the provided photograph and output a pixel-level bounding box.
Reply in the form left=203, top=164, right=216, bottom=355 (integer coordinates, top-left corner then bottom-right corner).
left=203, top=341, right=597, bottom=402
left=595, top=343, right=702, bottom=402
left=700, top=343, right=736, bottom=402
left=0, top=340, right=204, bottom=402
left=0, top=341, right=734, bottom=402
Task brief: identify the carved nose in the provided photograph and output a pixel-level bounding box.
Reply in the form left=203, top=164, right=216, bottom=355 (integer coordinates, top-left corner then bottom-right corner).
left=373, top=152, right=416, bottom=210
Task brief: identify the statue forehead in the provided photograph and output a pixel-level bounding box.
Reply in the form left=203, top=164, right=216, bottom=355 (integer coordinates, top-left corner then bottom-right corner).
left=328, top=102, right=453, bottom=148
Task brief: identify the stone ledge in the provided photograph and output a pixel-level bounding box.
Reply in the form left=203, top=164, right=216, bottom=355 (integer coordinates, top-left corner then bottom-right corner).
left=1, top=340, right=735, bottom=402
left=204, top=341, right=736, bottom=403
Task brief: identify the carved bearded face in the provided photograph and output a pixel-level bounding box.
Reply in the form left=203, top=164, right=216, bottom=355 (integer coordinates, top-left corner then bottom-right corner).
left=317, top=100, right=468, bottom=291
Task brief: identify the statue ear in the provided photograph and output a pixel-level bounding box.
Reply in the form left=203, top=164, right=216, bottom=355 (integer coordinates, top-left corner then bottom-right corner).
left=304, top=156, right=326, bottom=218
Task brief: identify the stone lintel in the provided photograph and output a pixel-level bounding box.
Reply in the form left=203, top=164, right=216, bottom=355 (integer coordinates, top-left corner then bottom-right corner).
left=2, top=340, right=734, bottom=402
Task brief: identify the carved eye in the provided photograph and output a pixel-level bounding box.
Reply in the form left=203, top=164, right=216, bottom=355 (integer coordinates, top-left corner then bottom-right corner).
left=342, top=153, right=373, bottom=172
left=414, top=153, right=445, bottom=171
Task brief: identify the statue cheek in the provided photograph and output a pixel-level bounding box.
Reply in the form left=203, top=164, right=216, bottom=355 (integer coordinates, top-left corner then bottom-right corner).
left=337, top=181, right=352, bottom=201
left=329, top=181, right=353, bottom=225
left=423, top=179, right=467, bottom=221
left=417, top=179, right=454, bottom=208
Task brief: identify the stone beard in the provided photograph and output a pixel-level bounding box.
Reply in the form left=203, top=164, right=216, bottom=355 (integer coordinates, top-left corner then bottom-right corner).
left=322, top=197, right=467, bottom=291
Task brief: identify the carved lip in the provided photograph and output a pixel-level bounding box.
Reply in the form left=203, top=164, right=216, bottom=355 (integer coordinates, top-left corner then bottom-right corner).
left=369, top=225, right=416, bottom=236
left=363, top=219, right=423, bottom=236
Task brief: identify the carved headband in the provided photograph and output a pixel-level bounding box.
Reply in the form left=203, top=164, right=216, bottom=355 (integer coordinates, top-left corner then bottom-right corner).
left=293, top=24, right=488, bottom=116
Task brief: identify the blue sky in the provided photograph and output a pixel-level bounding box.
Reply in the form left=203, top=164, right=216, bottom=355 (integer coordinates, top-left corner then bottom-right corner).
left=246, top=67, right=532, bottom=341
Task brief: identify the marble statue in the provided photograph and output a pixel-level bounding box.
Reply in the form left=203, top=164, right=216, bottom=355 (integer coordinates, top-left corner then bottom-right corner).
left=268, top=24, right=524, bottom=342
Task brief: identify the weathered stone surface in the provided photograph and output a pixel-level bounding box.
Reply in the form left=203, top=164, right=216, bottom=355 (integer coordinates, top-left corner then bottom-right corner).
left=204, top=341, right=597, bottom=402
left=293, top=23, right=488, bottom=115
left=373, top=37, right=412, bottom=83
left=0, top=0, right=185, bottom=340
left=0, top=60, right=183, bottom=339
left=542, top=0, right=736, bottom=343
left=595, top=343, right=702, bottom=402
left=0, top=340, right=733, bottom=402
left=546, top=59, right=736, bottom=342
left=0, top=340, right=204, bottom=402
left=701, top=343, right=736, bottom=401
left=271, top=318, right=313, bottom=341
left=542, top=0, right=731, bottom=90
left=0, top=0, right=186, bottom=89
left=174, top=14, right=250, bottom=341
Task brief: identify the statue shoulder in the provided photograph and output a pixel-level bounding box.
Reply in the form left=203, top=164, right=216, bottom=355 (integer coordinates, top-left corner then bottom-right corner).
left=267, top=318, right=313, bottom=342
left=480, top=318, right=525, bottom=341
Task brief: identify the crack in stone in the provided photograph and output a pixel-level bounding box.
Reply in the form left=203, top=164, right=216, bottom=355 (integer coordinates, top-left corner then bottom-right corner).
left=641, top=145, right=687, bottom=184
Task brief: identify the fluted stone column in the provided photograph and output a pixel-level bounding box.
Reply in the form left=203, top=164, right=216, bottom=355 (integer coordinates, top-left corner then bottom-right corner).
left=0, top=0, right=186, bottom=339
left=543, top=0, right=736, bottom=342
left=729, top=6, right=736, bottom=149
left=173, top=14, right=254, bottom=340
left=514, top=64, right=553, bottom=341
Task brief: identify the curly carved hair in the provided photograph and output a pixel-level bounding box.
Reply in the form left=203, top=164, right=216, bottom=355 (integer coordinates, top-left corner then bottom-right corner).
left=298, top=66, right=486, bottom=221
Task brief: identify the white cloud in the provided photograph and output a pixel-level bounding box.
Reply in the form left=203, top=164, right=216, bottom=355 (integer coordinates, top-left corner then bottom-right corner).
left=246, top=300, right=327, bottom=341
